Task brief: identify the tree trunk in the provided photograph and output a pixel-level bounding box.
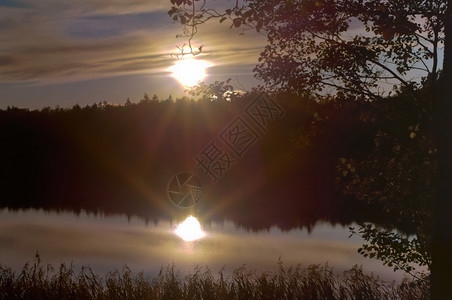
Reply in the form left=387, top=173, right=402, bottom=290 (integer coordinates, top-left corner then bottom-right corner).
left=432, top=0, right=452, bottom=297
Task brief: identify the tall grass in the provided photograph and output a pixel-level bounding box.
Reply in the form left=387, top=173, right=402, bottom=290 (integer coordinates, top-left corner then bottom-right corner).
left=0, top=255, right=428, bottom=299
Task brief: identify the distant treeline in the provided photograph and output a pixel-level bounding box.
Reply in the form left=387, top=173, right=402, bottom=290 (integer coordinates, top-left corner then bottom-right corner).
left=0, top=92, right=429, bottom=231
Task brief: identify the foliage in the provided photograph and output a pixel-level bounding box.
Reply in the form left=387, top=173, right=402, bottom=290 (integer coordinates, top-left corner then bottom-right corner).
left=169, top=0, right=446, bottom=99
left=0, top=255, right=429, bottom=299
left=167, top=5, right=444, bottom=279
left=337, top=93, right=436, bottom=220
left=350, top=224, right=431, bottom=281
left=185, top=79, right=243, bottom=102
left=335, top=90, right=436, bottom=277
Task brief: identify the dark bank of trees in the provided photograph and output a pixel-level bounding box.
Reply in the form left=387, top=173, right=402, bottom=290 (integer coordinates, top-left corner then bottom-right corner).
left=1, top=94, right=343, bottom=224
left=0, top=96, right=233, bottom=220
left=0, top=90, right=430, bottom=233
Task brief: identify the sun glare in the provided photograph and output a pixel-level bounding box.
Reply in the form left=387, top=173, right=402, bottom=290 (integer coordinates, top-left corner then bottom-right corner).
left=168, top=58, right=212, bottom=87
left=174, top=215, right=206, bottom=242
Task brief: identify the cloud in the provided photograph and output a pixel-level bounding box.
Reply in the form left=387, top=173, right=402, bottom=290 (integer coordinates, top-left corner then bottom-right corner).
left=0, top=55, right=17, bottom=66
left=0, top=17, right=18, bottom=30
left=0, top=0, right=267, bottom=86
left=0, top=0, right=31, bottom=9
left=13, top=0, right=170, bottom=16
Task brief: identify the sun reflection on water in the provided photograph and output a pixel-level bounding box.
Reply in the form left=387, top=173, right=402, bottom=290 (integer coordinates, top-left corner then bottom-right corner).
left=174, top=215, right=206, bottom=242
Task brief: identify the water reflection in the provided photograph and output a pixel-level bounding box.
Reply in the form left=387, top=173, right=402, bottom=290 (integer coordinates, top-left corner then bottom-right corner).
left=0, top=208, right=405, bottom=281
left=174, top=215, right=206, bottom=242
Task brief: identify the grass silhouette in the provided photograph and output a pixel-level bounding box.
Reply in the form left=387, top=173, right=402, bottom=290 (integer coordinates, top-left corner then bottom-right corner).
left=0, top=254, right=428, bottom=299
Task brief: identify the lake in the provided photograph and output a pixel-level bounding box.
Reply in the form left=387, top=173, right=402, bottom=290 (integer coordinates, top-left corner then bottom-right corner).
left=0, top=208, right=407, bottom=282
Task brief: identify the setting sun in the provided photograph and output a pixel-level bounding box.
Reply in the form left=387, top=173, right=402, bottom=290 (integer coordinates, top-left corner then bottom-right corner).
left=174, top=215, right=206, bottom=242
left=168, top=58, right=212, bottom=87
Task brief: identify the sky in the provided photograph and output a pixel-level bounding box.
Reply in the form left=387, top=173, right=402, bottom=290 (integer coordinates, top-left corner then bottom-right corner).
left=0, top=0, right=266, bottom=109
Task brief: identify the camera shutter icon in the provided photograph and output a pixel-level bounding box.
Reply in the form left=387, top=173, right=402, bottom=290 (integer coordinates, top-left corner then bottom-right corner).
left=167, top=173, right=203, bottom=208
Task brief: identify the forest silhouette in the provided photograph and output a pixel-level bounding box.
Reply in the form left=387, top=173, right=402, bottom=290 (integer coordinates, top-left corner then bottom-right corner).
left=0, top=91, right=428, bottom=233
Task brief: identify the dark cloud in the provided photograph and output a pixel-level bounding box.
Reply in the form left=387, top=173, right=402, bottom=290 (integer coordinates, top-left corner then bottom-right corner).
left=17, top=0, right=169, bottom=16
left=65, top=11, right=172, bottom=39
left=0, top=18, right=18, bottom=30
left=0, top=55, right=16, bottom=66
left=0, top=0, right=31, bottom=8
left=16, top=41, right=127, bottom=56
left=1, top=62, right=93, bottom=81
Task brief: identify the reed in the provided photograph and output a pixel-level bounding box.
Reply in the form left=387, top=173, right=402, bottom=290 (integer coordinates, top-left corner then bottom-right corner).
left=0, top=255, right=428, bottom=299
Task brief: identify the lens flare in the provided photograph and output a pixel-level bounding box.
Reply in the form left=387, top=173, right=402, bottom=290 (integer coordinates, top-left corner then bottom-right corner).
left=174, top=215, right=206, bottom=242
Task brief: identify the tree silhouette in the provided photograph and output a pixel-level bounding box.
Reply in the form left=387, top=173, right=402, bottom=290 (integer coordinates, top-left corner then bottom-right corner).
left=433, top=0, right=452, bottom=296
left=169, top=0, right=452, bottom=296
left=169, top=0, right=445, bottom=100
left=142, top=93, right=150, bottom=103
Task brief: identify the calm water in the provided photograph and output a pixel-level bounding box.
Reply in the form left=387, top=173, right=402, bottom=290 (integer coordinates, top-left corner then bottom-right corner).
left=0, top=208, right=406, bottom=281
